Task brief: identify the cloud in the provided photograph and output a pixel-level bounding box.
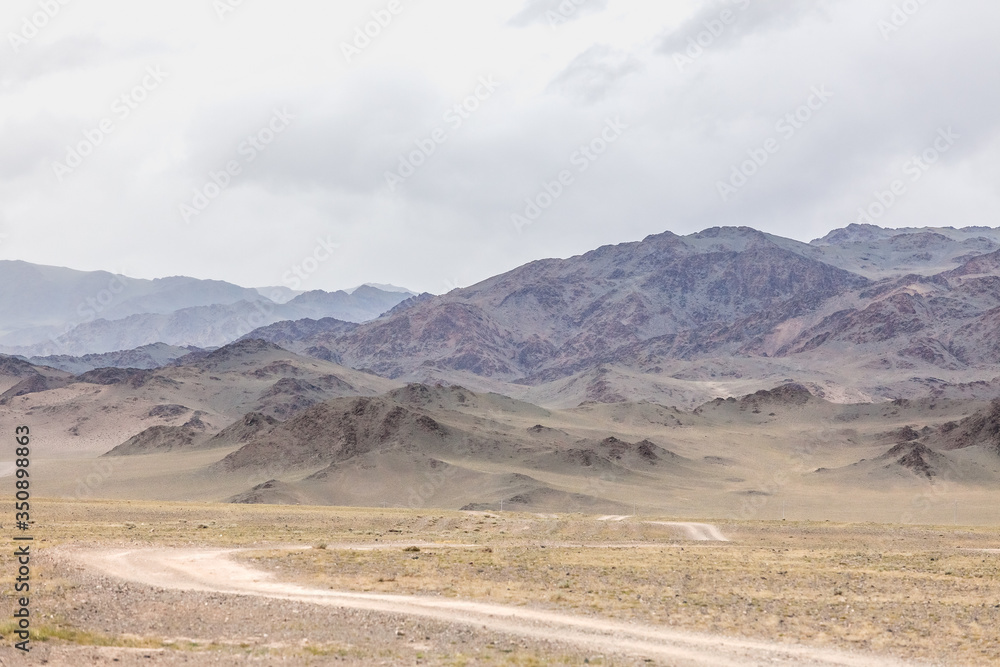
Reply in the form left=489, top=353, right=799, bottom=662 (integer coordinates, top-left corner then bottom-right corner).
left=657, top=0, right=831, bottom=56
left=507, top=0, right=609, bottom=28
left=547, top=45, right=643, bottom=103
left=2, top=0, right=1000, bottom=295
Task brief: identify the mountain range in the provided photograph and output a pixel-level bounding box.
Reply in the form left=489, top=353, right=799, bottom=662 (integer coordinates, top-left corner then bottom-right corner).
left=0, top=260, right=414, bottom=358
left=4, top=334, right=997, bottom=516
left=4, top=222, right=1000, bottom=515
left=7, top=223, right=1000, bottom=406
left=236, top=223, right=1000, bottom=408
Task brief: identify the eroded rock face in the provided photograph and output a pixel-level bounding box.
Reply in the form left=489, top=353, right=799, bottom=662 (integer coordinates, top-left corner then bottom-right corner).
left=938, top=399, right=1000, bottom=454
left=226, top=225, right=1000, bottom=405
left=213, top=396, right=453, bottom=472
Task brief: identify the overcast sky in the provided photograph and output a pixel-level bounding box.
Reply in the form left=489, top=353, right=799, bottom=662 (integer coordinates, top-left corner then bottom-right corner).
left=2, top=0, right=999, bottom=294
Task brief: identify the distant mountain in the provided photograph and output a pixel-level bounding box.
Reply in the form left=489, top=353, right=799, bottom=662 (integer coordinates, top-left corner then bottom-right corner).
left=811, top=223, right=1000, bottom=247
left=25, top=342, right=202, bottom=374
left=807, top=225, right=1000, bottom=279
left=237, top=224, right=1000, bottom=407
left=253, top=286, right=303, bottom=304
left=0, top=262, right=415, bottom=356
left=0, top=260, right=262, bottom=343
left=8, top=225, right=1000, bottom=408
left=281, top=285, right=414, bottom=323
left=345, top=283, right=416, bottom=295
left=256, top=227, right=872, bottom=380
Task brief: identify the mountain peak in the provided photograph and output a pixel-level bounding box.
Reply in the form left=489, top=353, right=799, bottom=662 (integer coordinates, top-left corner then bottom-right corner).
left=200, top=338, right=287, bottom=363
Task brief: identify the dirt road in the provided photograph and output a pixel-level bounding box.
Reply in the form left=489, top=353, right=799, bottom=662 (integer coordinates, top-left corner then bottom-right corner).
left=645, top=521, right=730, bottom=541
left=71, top=546, right=907, bottom=666
left=595, top=517, right=730, bottom=542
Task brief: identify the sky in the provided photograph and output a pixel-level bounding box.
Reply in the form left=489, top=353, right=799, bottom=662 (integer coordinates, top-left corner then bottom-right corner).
left=2, top=0, right=999, bottom=295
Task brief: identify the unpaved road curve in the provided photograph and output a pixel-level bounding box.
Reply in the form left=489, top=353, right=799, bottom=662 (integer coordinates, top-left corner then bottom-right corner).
left=594, top=517, right=730, bottom=542
left=72, top=547, right=907, bottom=667
left=645, top=521, right=730, bottom=541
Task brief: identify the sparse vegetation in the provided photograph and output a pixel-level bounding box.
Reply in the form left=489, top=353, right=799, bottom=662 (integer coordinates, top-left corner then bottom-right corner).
left=3, top=499, right=997, bottom=665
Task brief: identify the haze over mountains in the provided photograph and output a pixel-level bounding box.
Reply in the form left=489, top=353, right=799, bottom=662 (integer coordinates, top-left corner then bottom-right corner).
left=0, top=260, right=415, bottom=359
left=3, top=223, right=1000, bottom=516
left=6, top=223, right=1000, bottom=404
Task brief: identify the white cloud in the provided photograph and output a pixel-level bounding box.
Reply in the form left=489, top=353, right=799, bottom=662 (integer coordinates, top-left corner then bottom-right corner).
left=1, top=0, right=999, bottom=294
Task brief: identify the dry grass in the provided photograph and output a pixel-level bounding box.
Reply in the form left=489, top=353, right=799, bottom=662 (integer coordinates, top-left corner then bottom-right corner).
left=6, top=499, right=1000, bottom=665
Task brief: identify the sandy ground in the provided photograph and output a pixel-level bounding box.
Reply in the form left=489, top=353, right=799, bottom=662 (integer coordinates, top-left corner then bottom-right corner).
left=58, top=539, right=909, bottom=667
left=644, top=522, right=730, bottom=541
left=4, top=500, right=996, bottom=665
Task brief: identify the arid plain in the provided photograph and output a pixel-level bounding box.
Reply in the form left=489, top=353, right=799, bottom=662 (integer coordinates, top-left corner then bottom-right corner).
left=4, top=225, right=1000, bottom=664
left=1, top=501, right=999, bottom=665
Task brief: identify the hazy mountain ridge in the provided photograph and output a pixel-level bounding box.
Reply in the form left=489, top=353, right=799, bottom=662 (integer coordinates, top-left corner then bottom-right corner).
left=7, top=223, right=1000, bottom=409
left=0, top=260, right=262, bottom=340
left=24, top=343, right=203, bottom=373
left=0, top=264, right=414, bottom=356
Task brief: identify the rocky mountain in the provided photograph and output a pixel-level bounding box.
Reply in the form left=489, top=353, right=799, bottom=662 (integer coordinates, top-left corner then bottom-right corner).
left=0, top=353, right=73, bottom=396
left=253, top=228, right=869, bottom=378
left=207, top=383, right=717, bottom=509
left=235, top=224, right=1000, bottom=408
left=7, top=223, right=1000, bottom=415
left=936, top=399, right=1000, bottom=455
left=806, top=228, right=1000, bottom=280
left=771, top=248, right=1000, bottom=366
left=236, top=317, right=359, bottom=353
left=817, top=397, right=1000, bottom=487
left=0, top=338, right=400, bottom=457
left=24, top=343, right=202, bottom=373
left=94, top=382, right=991, bottom=509
left=102, top=413, right=210, bottom=456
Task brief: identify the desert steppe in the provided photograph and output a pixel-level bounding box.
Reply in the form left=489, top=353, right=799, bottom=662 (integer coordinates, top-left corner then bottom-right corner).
left=2, top=500, right=998, bottom=665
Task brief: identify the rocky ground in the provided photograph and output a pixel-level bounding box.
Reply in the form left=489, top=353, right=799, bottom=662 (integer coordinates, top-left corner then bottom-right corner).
left=1, top=501, right=998, bottom=665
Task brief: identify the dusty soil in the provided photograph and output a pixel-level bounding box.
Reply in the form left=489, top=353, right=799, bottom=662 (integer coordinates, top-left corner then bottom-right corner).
left=1, top=500, right=998, bottom=665
left=58, top=546, right=900, bottom=666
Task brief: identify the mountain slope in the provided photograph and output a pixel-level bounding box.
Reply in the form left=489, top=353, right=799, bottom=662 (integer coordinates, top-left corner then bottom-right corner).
left=0, top=339, right=401, bottom=457
left=224, top=224, right=1000, bottom=407
left=280, top=228, right=870, bottom=382
left=24, top=343, right=203, bottom=374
